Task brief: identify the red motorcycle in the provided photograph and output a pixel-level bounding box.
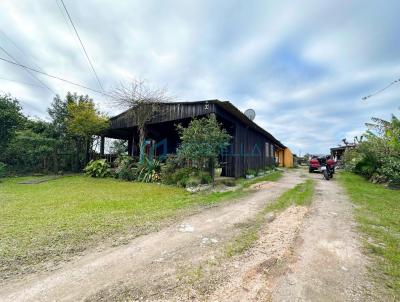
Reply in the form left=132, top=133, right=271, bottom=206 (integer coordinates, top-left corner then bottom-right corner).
left=321, top=156, right=335, bottom=180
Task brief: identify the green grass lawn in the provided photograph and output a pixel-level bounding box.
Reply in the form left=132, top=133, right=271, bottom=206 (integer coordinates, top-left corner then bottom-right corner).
left=0, top=175, right=244, bottom=279
left=338, top=172, right=400, bottom=299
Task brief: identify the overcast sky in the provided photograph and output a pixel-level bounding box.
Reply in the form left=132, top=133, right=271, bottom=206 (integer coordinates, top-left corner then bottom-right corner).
left=0, top=1, right=399, bottom=154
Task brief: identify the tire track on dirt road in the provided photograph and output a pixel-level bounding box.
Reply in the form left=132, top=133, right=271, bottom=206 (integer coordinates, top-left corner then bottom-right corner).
left=271, top=173, right=379, bottom=301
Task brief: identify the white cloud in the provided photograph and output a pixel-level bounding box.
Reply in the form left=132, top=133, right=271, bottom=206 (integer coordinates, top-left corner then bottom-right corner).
left=0, top=0, right=399, bottom=154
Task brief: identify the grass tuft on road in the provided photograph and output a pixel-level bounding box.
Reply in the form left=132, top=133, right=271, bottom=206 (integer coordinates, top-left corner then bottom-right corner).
left=264, top=178, right=314, bottom=212
left=338, top=172, right=400, bottom=299
left=225, top=179, right=314, bottom=257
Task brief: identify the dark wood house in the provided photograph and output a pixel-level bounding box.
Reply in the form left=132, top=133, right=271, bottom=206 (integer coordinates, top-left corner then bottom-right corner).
left=101, top=100, right=285, bottom=178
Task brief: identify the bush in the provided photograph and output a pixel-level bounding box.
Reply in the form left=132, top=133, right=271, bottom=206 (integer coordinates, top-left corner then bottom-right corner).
left=84, top=159, right=110, bottom=178
left=136, top=157, right=161, bottom=183
left=378, top=156, right=400, bottom=182
left=160, top=154, right=181, bottom=184
left=171, top=167, right=193, bottom=187
left=246, top=169, right=257, bottom=176
left=114, top=155, right=138, bottom=181
left=0, top=162, right=6, bottom=179
left=198, top=171, right=212, bottom=184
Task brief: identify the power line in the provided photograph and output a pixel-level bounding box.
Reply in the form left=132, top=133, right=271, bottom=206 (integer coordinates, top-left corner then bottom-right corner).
left=0, top=76, right=45, bottom=88
left=0, top=29, right=45, bottom=73
left=0, top=56, right=114, bottom=98
left=362, top=77, right=400, bottom=100
left=0, top=45, right=56, bottom=94
left=60, top=0, right=105, bottom=93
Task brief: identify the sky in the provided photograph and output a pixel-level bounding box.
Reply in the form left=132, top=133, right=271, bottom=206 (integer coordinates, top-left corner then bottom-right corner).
left=0, top=1, right=399, bottom=155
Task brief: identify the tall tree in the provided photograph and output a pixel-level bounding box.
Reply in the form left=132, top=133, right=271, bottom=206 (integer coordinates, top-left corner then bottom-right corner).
left=0, top=94, right=25, bottom=156
left=112, top=79, right=171, bottom=161
left=66, top=95, right=108, bottom=168
left=48, top=94, right=70, bottom=140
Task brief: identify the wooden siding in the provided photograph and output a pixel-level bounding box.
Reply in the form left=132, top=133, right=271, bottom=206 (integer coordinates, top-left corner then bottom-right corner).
left=106, top=101, right=281, bottom=178
left=110, top=102, right=216, bottom=129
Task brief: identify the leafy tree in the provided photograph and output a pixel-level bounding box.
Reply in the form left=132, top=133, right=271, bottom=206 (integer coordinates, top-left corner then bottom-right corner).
left=66, top=95, right=108, bottom=169
left=48, top=94, right=71, bottom=140
left=5, top=129, right=57, bottom=173
left=0, top=94, right=25, bottom=155
left=176, top=114, right=231, bottom=180
left=344, top=112, right=400, bottom=183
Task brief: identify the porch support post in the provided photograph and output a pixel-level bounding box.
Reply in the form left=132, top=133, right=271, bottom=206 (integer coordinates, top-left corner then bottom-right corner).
left=100, top=136, right=105, bottom=156
left=128, top=132, right=136, bottom=157
left=128, top=138, right=133, bottom=156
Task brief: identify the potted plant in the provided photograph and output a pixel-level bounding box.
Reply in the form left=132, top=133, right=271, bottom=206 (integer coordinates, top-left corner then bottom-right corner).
left=214, top=165, right=223, bottom=178
left=245, top=169, right=256, bottom=179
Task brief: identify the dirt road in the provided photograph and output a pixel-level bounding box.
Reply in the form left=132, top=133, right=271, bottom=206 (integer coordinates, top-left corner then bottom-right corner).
left=204, top=172, right=378, bottom=302
left=0, top=170, right=304, bottom=302
left=271, top=172, right=377, bottom=301
left=0, top=170, right=378, bottom=301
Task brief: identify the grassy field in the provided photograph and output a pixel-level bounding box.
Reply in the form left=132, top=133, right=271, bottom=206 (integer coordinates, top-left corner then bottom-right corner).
left=225, top=179, right=314, bottom=257
left=338, top=172, right=400, bottom=299
left=0, top=175, right=247, bottom=279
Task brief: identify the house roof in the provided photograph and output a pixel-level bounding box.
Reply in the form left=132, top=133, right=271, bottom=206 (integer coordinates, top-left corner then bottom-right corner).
left=109, top=99, right=286, bottom=148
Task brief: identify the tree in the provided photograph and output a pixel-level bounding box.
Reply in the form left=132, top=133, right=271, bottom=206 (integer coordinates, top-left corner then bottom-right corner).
left=5, top=129, right=57, bottom=173
left=0, top=94, right=25, bottom=155
left=112, top=79, right=171, bottom=161
left=366, top=114, right=400, bottom=152
left=176, top=114, right=231, bottom=180
left=48, top=94, right=70, bottom=140
left=66, top=95, right=108, bottom=169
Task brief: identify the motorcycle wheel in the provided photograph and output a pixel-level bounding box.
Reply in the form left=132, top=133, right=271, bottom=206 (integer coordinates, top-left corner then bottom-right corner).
left=323, top=170, right=330, bottom=180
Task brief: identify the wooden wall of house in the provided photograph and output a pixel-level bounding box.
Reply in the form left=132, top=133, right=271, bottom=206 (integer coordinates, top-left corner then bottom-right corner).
left=233, top=124, right=275, bottom=177
left=215, top=106, right=276, bottom=178
left=110, top=102, right=217, bottom=129
left=108, top=101, right=278, bottom=178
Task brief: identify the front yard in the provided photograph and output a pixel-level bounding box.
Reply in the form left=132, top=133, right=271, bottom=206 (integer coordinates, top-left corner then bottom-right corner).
left=0, top=175, right=237, bottom=279
left=338, top=172, right=400, bottom=299
left=0, top=172, right=281, bottom=279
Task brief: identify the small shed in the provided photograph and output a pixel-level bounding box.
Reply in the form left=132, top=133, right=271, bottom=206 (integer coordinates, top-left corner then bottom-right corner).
left=275, top=147, right=294, bottom=168
left=101, top=100, right=286, bottom=178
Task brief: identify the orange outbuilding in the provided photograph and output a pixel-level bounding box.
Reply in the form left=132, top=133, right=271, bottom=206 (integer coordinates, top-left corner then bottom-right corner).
left=275, top=147, right=294, bottom=168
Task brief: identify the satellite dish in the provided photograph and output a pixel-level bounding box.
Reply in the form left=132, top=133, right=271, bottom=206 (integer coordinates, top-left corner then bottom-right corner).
left=244, top=109, right=256, bottom=121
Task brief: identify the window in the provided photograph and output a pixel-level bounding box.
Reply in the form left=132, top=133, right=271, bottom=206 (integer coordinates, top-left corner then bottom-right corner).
left=265, top=142, right=270, bottom=157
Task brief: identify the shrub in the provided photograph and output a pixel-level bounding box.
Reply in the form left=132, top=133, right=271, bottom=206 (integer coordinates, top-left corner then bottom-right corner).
left=84, top=159, right=110, bottom=178
left=114, top=155, right=138, bottom=181
left=378, top=156, right=400, bottom=182
left=136, top=157, right=161, bottom=183
left=0, top=162, right=6, bottom=179
left=172, top=167, right=193, bottom=187
left=246, top=169, right=257, bottom=176
left=186, top=176, right=202, bottom=187
left=198, top=171, right=212, bottom=184
left=160, top=154, right=181, bottom=184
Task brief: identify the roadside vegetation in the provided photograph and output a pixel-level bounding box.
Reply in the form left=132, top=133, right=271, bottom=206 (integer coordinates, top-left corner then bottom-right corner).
left=338, top=172, right=400, bottom=299
left=343, top=113, right=399, bottom=188
left=225, top=179, right=314, bottom=257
